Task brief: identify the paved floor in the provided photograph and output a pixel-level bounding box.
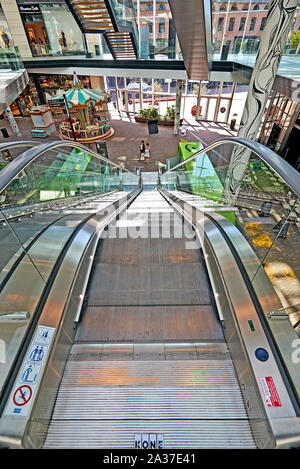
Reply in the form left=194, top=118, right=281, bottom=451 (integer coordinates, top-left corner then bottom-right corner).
left=0, top=110, right=237, bottom=172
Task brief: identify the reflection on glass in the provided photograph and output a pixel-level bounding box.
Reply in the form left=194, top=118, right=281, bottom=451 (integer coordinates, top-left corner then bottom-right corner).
left=0, top=5, right=23, bottom=71
left=21, top=3, right=85, bottom=57
left=161, top=141, right=300, bottom=401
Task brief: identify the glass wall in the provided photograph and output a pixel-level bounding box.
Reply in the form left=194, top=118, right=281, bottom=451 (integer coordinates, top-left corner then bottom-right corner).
left=0, top=4, right=23, bottom=71
left=212, top=0, right=300, bottom=66
left=104, top=75, right=246, bottom=126
left=132, top=0, right=180, bottom=59
left=19, top=3, right=85, bottom=57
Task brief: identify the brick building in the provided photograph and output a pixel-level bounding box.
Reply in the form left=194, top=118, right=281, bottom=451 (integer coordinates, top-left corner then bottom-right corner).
left=212, top=0, right=300, bottom=54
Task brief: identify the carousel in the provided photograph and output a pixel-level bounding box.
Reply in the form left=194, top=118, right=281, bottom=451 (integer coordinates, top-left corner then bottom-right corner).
left=52, top=72, right=114, bottom=143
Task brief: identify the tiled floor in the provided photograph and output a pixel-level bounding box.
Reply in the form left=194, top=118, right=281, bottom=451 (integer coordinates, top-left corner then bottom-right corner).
left=0, top=110, right=237, bottom=172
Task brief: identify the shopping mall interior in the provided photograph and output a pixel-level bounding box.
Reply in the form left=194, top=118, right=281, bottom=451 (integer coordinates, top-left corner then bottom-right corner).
left=0, top=0, right=300, bottom=452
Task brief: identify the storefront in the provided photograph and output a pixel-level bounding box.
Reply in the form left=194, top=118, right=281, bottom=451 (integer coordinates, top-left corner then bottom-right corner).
left=9, top=76, right=41, bottom=117
left=9, top=74, right=92, bottom=117
left=0, top=4, right=13, bottom=50
left=18, top=2, right=85, bottom=57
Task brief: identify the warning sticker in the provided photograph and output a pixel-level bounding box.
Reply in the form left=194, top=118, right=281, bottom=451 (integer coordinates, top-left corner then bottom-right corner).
left=13, top=386, right=32, bottom=406
left=258, top=377, right=282, bottom=407
left=4, top=325, right=55, bottom=417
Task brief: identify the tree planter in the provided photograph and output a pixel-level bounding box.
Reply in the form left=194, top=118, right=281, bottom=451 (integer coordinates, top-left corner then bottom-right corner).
left=135, top=116, right=183, bottom=126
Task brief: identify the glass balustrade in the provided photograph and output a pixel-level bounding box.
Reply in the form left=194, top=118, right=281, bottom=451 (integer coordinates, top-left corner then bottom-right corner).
left=161, top=140, right=300, bottom=402
left=0, top=143, right=139, bottom=399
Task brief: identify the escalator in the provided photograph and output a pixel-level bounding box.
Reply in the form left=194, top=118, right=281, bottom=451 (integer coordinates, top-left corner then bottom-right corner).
left=0, top=138, right=300, bottom=449
left=44, top=189, right=255, bottom=449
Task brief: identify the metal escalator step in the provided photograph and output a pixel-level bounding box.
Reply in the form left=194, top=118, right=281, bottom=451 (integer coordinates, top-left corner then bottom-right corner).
left=44, top=420, right=256, bottom=448
left=44, top=355, right=255, bottom=448
left=75, top=305, right=223, bottom=342
left=87, top=262, right=212, bottom=306
left=96, top=238, right=201, bottom=265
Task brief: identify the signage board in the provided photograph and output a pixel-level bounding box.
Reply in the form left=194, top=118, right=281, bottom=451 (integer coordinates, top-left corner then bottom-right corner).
left=18, top=4, right=41, bottom=14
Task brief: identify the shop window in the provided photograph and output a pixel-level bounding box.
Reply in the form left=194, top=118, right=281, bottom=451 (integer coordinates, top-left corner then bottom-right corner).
left=217, top=17, right=224, bottom=31
left=249, top=17, right=256, bottom=31
left=260, top=17, right=267, bottom=30
left=158, top=4, right=166, bottom=10
left=228, top=18, right=235, bottom=31
left=231, top=3, right=238, bottom=11
left=20, top=4, right=84, bottom=57
left=159, top=19, right=165, bottom=34
left=239, top=17, right=246, bottom=32
left=253, top=4, right=260, bottom=10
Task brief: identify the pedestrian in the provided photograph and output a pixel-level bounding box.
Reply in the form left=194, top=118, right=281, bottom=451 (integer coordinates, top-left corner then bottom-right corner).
left=144, top=143, right=151, bottom=164
left=1, top=31, right=10, bottom=48
left=139, top=140, right=146, bottom=160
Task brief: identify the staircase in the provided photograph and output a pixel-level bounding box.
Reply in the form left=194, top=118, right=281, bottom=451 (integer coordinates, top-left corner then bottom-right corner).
left=67, top=0, right=138, bottom=59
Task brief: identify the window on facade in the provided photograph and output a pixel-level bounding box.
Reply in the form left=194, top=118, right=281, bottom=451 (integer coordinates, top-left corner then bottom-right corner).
left=231, top=3, right=238, bottom=11
left=242, top=4, right=248, bottom=10
left=253, top=5, right=260, bottom=10
left=158, top=3, right=166, bottom=10
left=239, top=17, right=246, bottom=31
left=146, top=3, right=153, bottom=10
left=220, top=3, right=226, bottom=11
left=217, top=17, right=224, bottom=31
left=228, top=18, right=235, bottom=31
left=159, top=19, right=165, bottom=33
left=147, top=21, right=153, bottom=33
left=264, top=5, right=269, bottom=9
left=249, top=17, right=256, bottom=31
left=260, top=17, right=267, bottom=30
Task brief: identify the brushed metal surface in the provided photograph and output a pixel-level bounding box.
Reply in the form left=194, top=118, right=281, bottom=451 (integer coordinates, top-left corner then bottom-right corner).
left=168, top=0, right=211, bottom=80
left=44, top=420, right=256, bottom=449
left=44, top=343, right=255, bottom=448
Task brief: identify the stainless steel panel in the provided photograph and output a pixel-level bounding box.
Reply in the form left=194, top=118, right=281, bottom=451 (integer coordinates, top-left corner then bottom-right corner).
left=44, top=420, right=256, bottom=449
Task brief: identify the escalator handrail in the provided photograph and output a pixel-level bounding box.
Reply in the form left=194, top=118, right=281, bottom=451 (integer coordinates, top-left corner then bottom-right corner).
left=164, top=137, right=300, bottom=198
left=0, top=140, right=136, bottom=194
left=0, top=141, right=38, bottom=151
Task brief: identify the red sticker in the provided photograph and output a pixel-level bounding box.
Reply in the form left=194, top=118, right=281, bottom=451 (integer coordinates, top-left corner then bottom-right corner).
left=13, top=385, right=32, bottom=406
left=258, top=377, right=282, bottom=407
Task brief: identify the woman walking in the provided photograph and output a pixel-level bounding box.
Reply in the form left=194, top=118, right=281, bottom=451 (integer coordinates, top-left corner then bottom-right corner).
left=139, top=140, right=146, bottom=160
left=144, top=143, right=151, bottom=164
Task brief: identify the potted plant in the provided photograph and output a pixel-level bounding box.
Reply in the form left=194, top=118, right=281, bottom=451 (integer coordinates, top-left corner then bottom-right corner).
left=191, top=83, right=207, bottom=116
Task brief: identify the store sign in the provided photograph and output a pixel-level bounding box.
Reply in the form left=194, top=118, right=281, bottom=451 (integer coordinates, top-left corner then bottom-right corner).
left=48, top=98, right=65, bottom=108
left=18, top=5, right=41, bottom=14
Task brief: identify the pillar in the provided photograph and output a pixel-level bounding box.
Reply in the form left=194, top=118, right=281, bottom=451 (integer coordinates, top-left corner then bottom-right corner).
left=223, top=0, right=298, bottom=205
left=174, top=79, right=183, bottom=135
left=1, top=0, right=32, bottom=58
left=5, top=105, right=22, bottom=137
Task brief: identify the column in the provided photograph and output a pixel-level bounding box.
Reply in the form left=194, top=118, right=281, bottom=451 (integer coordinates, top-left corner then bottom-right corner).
left=174, top=79, right=183, bottom=135
left=5, top=105, right=22, bottom=137
left=1, top=0, right=32, bottom=57
left=223, top=0, right=298, bottom=205
left=31, top=74, right=46, bottom=105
